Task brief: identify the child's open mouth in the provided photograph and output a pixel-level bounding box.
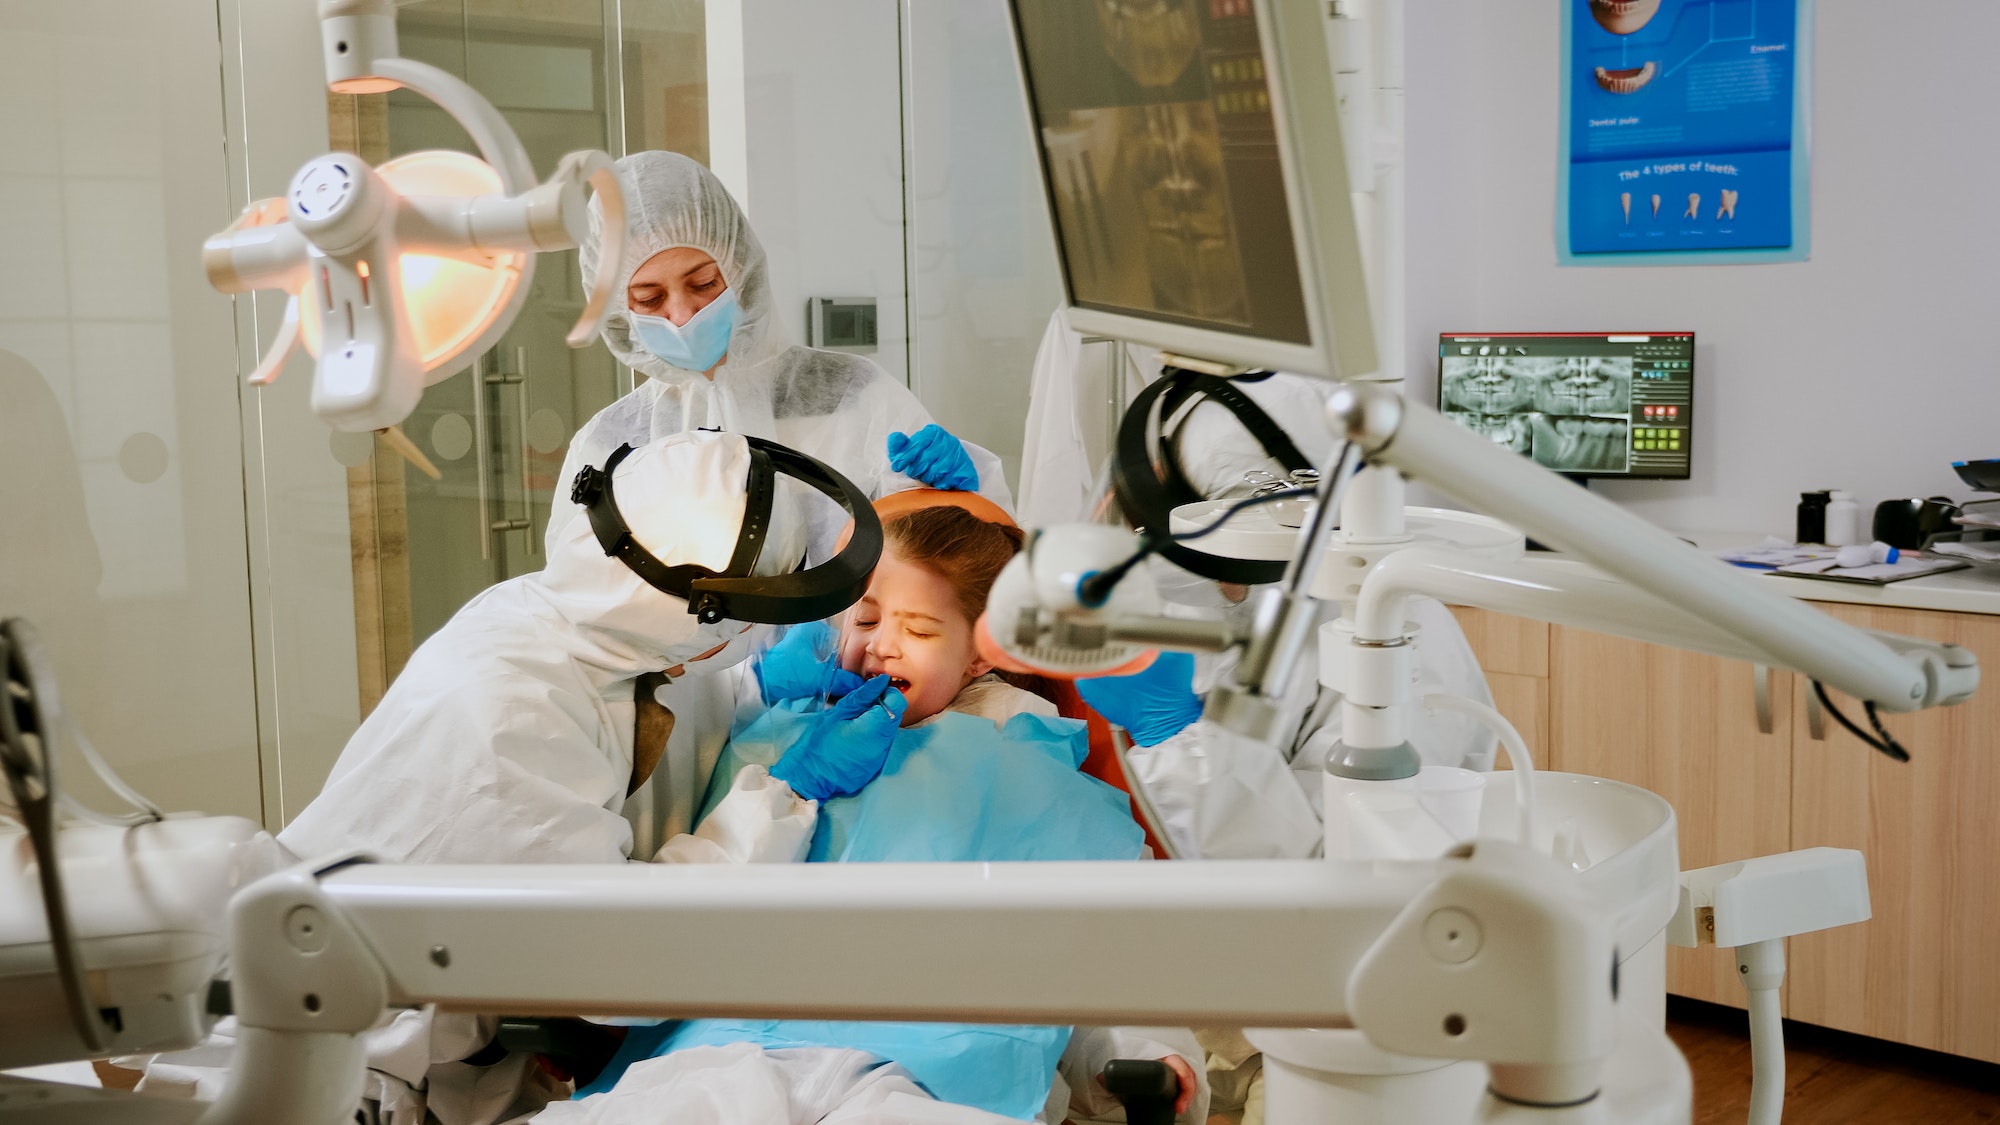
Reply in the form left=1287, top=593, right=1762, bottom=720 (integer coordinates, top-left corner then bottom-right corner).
left=887, top=677, right=911, bottom=693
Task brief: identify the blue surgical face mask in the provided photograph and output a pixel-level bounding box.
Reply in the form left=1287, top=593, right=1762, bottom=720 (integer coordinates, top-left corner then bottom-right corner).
left=629, top=286, right=740, bottom=372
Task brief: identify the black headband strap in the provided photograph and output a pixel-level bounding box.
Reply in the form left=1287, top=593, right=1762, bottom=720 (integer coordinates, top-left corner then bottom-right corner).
left=570, top=436, right=880, bottom=625
left=1155, top=372, right=1313, bottom=509
left=1112, top=368, right=1313, bottom=586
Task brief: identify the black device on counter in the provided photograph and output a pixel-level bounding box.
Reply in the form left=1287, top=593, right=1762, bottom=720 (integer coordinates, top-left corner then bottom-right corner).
left=1873, top=497, right=1961, bottom=551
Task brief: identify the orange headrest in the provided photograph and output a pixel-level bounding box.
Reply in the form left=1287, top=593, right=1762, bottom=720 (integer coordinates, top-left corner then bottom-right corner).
left=835, top=488, right=1016, bottom=553
left=872, top=488, right=1017, bottom=528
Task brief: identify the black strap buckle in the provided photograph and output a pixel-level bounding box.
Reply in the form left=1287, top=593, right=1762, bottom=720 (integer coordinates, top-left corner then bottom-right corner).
left=570, top=463, right=608, bottom=507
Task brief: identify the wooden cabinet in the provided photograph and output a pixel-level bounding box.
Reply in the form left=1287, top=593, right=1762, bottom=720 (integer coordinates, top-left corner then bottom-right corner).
left=1785, top=603, right=2000, bottom=1064
left=1449, top=607, right=1550, bottom=769
left=1543, top=628, right=1795, bottom=1009
left=1448, top=601, right=2000, bottom=1062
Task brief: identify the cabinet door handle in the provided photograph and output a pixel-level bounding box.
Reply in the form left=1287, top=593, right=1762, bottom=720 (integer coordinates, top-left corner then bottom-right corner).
left=1753, top=664, right=1773, bottom=734
left=1806, top=681, right=1827, bottom=741
left=471, top=353, right=493, bottom=561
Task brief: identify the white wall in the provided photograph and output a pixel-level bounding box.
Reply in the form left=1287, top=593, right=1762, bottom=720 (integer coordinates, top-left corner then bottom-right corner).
left=903, top=0, right=1064, bottom=489
left=718, top=0, right=910, bottom=384
left=1404, top=1, right=2000, bottom=535
left=705, top=0, right=1062, bottom=487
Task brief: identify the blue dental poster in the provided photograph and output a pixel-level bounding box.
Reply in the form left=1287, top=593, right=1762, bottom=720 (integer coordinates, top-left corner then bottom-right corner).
left=1559, top=0, right=1811, bottom=264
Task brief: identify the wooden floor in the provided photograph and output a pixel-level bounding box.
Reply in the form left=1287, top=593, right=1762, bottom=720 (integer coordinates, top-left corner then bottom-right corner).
left=1669, top=998, right=2000, bottom=1124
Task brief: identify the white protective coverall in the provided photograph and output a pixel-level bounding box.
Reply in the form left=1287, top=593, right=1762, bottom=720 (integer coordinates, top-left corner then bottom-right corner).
left=548, top=151, right=1013, bottom=566
left=1019, top=310, right=1496, bottom=860
left=138, top=433, right=817, bottom=1125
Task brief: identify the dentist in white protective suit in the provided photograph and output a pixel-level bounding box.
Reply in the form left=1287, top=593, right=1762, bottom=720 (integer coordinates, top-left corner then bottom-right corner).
left=541, top=148, right=1022, bottom=880
left=1021, top=311, right=1497, bottom=861
left=141, top=430, right=867, bottom=1124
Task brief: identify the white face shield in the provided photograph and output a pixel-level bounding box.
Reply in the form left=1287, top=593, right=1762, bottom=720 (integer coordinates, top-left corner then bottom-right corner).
left=545, top=429, right=882, bottom=670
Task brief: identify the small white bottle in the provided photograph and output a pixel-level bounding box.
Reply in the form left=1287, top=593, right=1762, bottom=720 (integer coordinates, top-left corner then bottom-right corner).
left=1825, top=490, right=1862, bottom=547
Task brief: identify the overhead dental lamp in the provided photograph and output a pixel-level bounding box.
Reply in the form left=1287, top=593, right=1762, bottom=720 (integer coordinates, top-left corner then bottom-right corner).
left=201, top=0, right=624, bottom=432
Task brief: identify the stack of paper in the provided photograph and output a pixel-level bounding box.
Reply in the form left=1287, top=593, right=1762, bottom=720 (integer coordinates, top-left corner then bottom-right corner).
left=1770, top=555, right=1970, bottom=585
left=1955, top=504, right=2000, bottom=531
left=1718, top=538, right=1839, bottom=569
left=1932, top=540, right=2000, bottom=565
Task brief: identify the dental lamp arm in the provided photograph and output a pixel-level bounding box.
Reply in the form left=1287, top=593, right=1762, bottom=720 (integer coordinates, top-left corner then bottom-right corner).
left=317, top=2, right=531, bottom=191
left=202, top=0, right=624, bottom=431
left=1326, top=386, right=1975, bottom=714
left=1357, top=549, right=1978, bottom=710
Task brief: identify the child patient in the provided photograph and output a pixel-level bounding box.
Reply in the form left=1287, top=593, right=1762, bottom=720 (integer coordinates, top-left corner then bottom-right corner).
left=541, top=504, right=1206, bottom=1125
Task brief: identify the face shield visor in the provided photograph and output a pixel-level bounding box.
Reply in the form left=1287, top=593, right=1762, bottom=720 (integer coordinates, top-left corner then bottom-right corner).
left=569, top=434, right=882, bottom=628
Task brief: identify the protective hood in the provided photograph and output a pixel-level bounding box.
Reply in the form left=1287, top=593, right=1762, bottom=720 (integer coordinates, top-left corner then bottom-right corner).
left=583, top=151, right=784, bottom=382
left=537, top=430, right=806, bottom=672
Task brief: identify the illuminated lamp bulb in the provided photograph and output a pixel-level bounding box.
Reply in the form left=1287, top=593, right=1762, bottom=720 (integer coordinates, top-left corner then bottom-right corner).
left=295, top=149, right=522, bottom=377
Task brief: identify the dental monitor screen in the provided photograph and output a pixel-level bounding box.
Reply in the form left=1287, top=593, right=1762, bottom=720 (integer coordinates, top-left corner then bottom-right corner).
left=1009, top=0, right=1312, bottom=347
left=1437, top=332, right=1695, bottom=480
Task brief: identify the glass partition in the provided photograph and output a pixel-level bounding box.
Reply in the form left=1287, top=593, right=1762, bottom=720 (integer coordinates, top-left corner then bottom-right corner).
left=0, top=1, right=263, bottom=820
left=337, top=1, right=708, bottom=718
left=0, top=0, right=1061, bottom=832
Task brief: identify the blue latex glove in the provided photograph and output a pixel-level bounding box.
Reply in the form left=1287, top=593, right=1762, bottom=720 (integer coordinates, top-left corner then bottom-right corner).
left=886, top=424, right=979, bottom=492
left=1074, top=651, right=1204, bottom=747
left=769, top=675, right=908, bottom=801
left=755, top=621, right=864, bottom=705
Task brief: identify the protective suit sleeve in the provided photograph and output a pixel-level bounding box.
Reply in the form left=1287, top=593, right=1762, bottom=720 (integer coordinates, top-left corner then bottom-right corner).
left=278, top=662, right=634, bottom=867
left=1058, top=1026, right=1210, bottom=1124
left=1124, top=720, right=1324, bottom=859
left=653, top=764, right=816, bottom=864
left=547, top=437, right=595, bottom=556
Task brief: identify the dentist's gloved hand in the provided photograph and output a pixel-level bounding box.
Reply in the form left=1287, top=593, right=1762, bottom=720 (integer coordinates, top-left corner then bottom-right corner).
left=887, top=424, right=979, bottom=492
left=1076, top=651, right=1203, bottom=747
left=769, top=674, right=908, bottom=801
left=756, top=621, right=864, bottom=705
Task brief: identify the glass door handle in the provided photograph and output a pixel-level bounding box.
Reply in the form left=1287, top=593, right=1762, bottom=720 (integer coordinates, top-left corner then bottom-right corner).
left=472, top=353, right=494, bottom=561
left=514, top=345, right=536, bottom=557
left=476, top=356, right=535, bottom=558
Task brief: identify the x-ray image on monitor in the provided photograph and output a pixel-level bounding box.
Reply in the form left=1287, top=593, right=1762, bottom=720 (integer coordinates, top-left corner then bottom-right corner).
left=1438, top=334, right=1693, bottom=480
left=1012, top=0, right=1312, bottom=345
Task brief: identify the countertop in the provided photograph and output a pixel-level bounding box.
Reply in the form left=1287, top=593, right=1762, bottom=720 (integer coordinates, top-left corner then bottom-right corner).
left=1678, top=531, right=2000, bottom=617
